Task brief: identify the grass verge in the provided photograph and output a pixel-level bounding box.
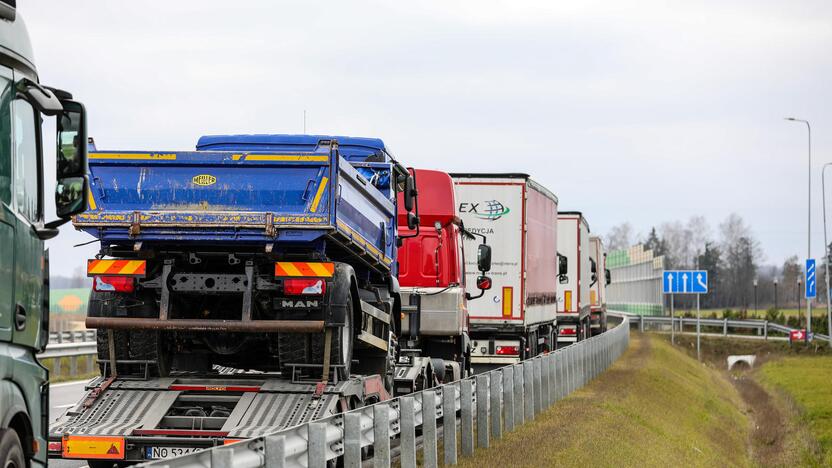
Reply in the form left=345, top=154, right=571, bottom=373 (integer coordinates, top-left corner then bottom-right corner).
left=456, top=334, right=750, bottom=467
left=758, top=356, right=832, bottom=465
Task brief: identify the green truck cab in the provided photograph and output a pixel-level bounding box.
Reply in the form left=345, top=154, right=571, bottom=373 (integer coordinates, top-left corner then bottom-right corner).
left=0, top=1, right=88, bottom=466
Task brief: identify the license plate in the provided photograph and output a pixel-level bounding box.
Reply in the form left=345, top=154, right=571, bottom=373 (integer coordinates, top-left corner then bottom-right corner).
left=146, top=446, right=202, bottom=459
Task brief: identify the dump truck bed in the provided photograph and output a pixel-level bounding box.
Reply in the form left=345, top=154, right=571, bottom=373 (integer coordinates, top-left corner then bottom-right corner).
left=74, top=136, right=401, bottom=272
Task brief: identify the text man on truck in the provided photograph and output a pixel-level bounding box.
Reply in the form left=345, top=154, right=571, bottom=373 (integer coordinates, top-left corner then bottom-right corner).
left=556, top=211, right=592, bottom=346
left=0, top=2, right=90, bottom=466
left=451, top=173, right=560, bottom=373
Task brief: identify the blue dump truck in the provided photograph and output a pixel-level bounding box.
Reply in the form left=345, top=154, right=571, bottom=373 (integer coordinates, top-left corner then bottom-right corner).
left=48, top=135, right=431, bottom=464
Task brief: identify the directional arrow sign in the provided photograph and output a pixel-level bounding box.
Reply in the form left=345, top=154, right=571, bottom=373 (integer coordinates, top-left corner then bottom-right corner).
left=692, top=270, right=708, bottom=293
left=664, top=271, right=675, bottom=294
left=806, top=259, right=817, bottom=299
left=681, top=272, right=689, bottom=293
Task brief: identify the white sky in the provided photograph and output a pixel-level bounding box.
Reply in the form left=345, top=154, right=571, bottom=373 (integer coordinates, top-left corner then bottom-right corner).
left=23, top=0, right=832, bottom=276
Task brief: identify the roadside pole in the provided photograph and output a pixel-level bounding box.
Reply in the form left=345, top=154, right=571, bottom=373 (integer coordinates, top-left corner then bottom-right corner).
left=670, top=293, right=675, bottom=345
left=696, top=293, right=701, bottom=361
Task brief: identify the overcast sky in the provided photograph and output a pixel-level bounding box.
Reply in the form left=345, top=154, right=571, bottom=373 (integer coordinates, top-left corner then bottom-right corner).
left=23, top=0, right=832, bottom=276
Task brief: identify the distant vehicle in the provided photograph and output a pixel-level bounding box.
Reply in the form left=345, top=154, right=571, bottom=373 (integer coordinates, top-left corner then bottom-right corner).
left=589, top=235, right=611, bottom=336
left=0, top=2, right=89, bottom=467
left=556, top=212, right=592, bottom=346
left=396, top=168, right=492, bottom=392
left=451, top=173, right=560, bottom=373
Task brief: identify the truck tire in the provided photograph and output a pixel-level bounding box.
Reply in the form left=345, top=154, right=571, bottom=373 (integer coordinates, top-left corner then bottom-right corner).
left=278, top=293, right=354, bottom=381
left=0, top=428, right=25, bottom=468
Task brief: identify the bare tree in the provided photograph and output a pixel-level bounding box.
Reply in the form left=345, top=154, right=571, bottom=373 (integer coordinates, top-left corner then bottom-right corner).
left=606, top=222, right=634, bottom=251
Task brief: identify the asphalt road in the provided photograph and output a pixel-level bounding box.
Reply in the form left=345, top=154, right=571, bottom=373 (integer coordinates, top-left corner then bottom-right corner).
left=49, top=380, right=90, bottom=468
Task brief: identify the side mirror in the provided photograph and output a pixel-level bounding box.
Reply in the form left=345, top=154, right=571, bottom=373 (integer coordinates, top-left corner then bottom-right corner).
left=55, top=176, right=88, bottom=218
left=558, top=254, right=568, bottom=276
left=605, top=269, right=612, bottom=286
left=590, top=258, right=597, bottom=274
left=476, top=275, right=492, bottom=290
left=404, top=174, right=416, bottom=212
left=559, top=275, right=568, bottom=284
left=477, top=244, right=492, bottom=272
left=407, top=212, right=419, bottom=230
left=57, top=100, right=87, bottom=178
left=17, top=79, right=62, bottom=115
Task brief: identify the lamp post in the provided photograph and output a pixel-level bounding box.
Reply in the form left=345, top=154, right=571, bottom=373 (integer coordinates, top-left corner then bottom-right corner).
left=753, top=278, right=758, bottom=316
left=822, top=163, right=832, bottom=344
left=774, top=278, right=779, bottom=311
left=798, top=278, right=802, bottom=328
left=786, top=117, right=812, bottom=342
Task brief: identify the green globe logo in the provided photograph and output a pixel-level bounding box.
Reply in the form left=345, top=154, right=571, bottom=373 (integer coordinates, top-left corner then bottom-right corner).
left=475, top=200, right=510, bottom=221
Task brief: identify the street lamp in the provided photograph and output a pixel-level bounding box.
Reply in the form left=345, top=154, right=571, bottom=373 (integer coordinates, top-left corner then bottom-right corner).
left=798, top=278, right=802, bottom=328
left=753, top=278, right=758, bottom=316
left=774, top=278, right=779, bottom=311
left=822, top=163, right=832, bottom=344
left=786, top=117, right=812, bottom=342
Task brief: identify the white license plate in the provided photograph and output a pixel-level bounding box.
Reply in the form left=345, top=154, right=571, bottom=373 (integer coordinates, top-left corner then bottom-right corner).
left=146, top=446, right=202, bottom=459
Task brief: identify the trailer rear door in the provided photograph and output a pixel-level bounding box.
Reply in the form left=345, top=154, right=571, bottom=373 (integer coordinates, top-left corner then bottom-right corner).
left=453, top=178, right=524, bottom=324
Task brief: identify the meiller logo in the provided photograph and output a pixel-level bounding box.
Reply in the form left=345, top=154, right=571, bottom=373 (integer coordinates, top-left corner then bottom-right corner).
left=459, top=200, right=510, bottom=221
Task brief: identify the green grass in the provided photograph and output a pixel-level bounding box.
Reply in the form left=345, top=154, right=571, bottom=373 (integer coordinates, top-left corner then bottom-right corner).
left=759, top=356, right=832, bottom=465
left=455, top=335, right=751, bottom=467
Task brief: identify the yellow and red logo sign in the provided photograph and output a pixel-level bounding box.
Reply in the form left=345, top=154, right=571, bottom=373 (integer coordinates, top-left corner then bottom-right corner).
left=274, top=262, right=335, bottom=277
left=62, top=435, right=125, bottom=460
left=87, top=259, right=147, bottom=277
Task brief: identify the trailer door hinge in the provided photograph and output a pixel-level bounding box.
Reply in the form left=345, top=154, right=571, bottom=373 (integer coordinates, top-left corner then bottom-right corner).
left=265, top=213, right=276, bottom=237
left=128, top=211, right=141, bottom=237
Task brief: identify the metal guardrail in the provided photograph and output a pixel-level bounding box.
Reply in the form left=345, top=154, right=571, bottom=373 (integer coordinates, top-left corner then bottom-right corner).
left=48, top=329, right=96, bottom=344
left=615, top=312, right=830, bottom=342
left=142, top=317, right=631, bottom=468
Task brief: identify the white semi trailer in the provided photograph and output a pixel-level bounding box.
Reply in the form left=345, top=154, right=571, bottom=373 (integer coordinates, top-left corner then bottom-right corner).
left=556, top=212, right=592, bottom=346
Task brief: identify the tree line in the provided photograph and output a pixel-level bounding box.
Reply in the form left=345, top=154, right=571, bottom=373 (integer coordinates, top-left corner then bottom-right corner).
left=605, top=213, right=824, bottom=311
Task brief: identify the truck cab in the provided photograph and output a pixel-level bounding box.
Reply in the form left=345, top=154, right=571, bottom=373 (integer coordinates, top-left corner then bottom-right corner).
left=395, top=169, right=491, bottom=392
left=589, top=235, right=611, bottom=336
left=556, top=212, right=591, bottom=346
left=0, top=3, right=89, bottom=467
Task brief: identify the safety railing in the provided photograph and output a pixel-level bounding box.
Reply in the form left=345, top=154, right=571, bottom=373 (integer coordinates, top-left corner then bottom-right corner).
left=142, top=316, right=630, bottom=468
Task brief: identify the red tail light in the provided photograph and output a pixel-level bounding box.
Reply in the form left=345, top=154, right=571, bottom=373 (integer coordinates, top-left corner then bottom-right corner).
left=495, top=345, right=519, bottom=356
left=559, top=328, right=577, bottom=335
left=93, top=276, right=135, bottom=293
left=47, top=440, right=62, bottom=452
left=284, top=279, right=326, bottom=296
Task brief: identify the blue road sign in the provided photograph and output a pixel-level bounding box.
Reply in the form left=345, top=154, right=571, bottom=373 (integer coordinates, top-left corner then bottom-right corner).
left=663, top=270, right=708, bottom=294
left=806, top=258, right=817, bottom=299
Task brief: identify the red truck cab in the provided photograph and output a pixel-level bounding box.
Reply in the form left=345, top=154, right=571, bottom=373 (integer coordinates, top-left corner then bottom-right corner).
left=395, top=169, right=491, bottom=386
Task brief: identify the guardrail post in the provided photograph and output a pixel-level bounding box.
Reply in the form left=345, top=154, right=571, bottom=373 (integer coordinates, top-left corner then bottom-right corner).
left=513, top=363, right=524, bottom=427
left=764, top=320, right=768, bottom=340
left=70, top=357, right=78, bottom=378
left=533, top=358, right=542, bottom=415
left=400, top=396, right=417, bottom=468
left=87, top=355, right=94, bottom=374
left=523, top=361, right=534, bottom=421
left=490, top=370, right=502, bottom=440
left=542, top=354, right=551, bottom=408
left=502, top=366, right=514, bottom=432
left=210, top=446, right=233, bottom=467
left=476, top=374, right=489, bottom=448
left=374, top=404, right=391, bottom=467
left=264, top=434, right=286, bottom=467
left=308, top=422, right=327, bottom=467
left=54, top=358, right=61, bottom=377
left=344, top=412, right=362, bottom=468
left=423, top=390, right=438, bottom=468
left=639, top=315, right=644, bottom=332
left=461, top=380, right=474, bottom=457
left=724, top=318, right=728, bottom=336
left=57, top=331, right=63, bottom=344
left=443, top=385, right=458, bottom=465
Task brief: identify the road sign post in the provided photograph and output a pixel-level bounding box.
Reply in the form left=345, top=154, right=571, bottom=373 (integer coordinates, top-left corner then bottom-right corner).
left=663, top=270, right=708, bottom=350
left=806, top=259, right=816, bottom=344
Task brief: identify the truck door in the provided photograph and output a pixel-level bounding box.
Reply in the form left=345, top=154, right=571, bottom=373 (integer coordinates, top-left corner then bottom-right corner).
left=0, top=66, right=13, bottom=343
left=9, top=69, right=43, bottom=349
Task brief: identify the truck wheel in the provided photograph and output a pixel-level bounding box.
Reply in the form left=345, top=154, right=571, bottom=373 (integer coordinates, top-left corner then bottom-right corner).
left=0, top=429, right=25, bottom=468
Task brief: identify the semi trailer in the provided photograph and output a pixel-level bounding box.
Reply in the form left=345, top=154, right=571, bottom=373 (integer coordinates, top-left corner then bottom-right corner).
left=589, top=235, right=611, bottom=336
left=556, top=211, right=591, bottom=346
left=395, top=169, right=492, bottom=393
left=49, top=134, right=442, bottom=465
left=0, top=3, right=90, bottom=467
left=451, top=173, right=560, bottom=373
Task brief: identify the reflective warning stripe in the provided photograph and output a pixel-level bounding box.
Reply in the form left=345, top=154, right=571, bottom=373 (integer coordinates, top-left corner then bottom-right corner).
left=274, top=262, right=335, bottom=277
left=87, top=259, right=147, bottom=277
left=310, top=176, right=329, bottom=213
left=502, top=287, right=513, bottom=318
left=62, top=435, right=125, bottom=460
